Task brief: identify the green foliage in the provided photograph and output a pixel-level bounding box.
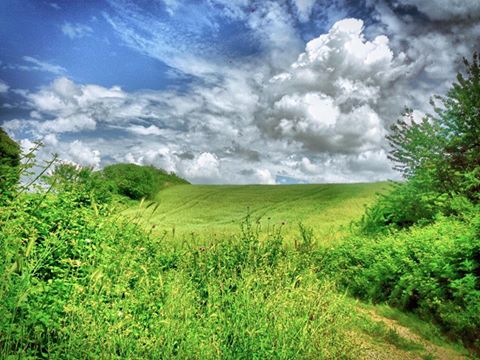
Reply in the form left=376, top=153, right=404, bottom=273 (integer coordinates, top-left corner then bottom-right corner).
left=47, top=162, right=115, bottom=205
left=359, top=180, right=451, bottom=233
left=103, top=163, right=189, bottom=200
left=0, top=127, right=20, bottom=168
left=1, top=155, right=358, bottom=359
left=325, top=212, right=480, bottom=348
left=0, top=127, right=21, bottom=198
left=361, top=52, right=480, bottom=232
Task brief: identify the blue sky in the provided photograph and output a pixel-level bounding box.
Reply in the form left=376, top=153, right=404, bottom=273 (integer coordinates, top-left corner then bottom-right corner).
left=1, top=0, right=479, bottom=183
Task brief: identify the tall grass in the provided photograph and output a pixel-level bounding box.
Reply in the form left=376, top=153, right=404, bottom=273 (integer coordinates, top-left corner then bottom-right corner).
left=1, top=171, right=359, bottom=359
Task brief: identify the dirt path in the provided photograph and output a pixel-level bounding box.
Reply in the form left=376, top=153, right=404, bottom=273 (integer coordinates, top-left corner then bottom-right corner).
left=355, top=308, right=469, bottom=360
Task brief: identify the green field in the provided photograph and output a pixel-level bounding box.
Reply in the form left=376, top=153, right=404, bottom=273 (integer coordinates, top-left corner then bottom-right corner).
left=125, top=182, right=389, bottom=242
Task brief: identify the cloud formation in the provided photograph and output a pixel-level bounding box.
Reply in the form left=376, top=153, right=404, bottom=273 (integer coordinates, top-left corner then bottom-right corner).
left=396, top=0, right=480, bottom=21
left=258, top=18, right=413, bottom=157
left=3, top=1, right=478, bottom=184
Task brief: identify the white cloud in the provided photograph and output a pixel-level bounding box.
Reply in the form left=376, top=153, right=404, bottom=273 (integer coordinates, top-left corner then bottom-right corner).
left=19, top=138, right=36, bottom=153
left=8, top=9, right=473, bottom=184
left=254, top=168, right=276, bottom=184
left=299, top=157, right=319, bottom=174
left=43, top=133, right=59, bottom=146
left=258, top=18, right=412, bottom=155
left=38, top=114, right=97, bottom=133
left=67, top=140, right=101, bottom=169
left=126, top=124, right=163, bottom=136
left=18, top=56, right=66, bottom=75
left=292, top=0, right=317, bottom=22
left=61, top=22, right=94, bottom=39
left=180, top=152, right=221, bottom=183
left=0, top=80, right=9, bottom=93
left=2, top=17, right=405, bottom=184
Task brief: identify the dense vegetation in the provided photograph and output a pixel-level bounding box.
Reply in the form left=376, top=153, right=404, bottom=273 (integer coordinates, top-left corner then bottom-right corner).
left=0, top=155, right=361, bottom=358
left=0, top=128, right=21, bottom=199
left=103, top=163, right=189, bottom=200
left=330, top=53, right=480, bottom=349
left=360, top=53, right=480, bottom=232
left=326, top=214, right=480, bottom=347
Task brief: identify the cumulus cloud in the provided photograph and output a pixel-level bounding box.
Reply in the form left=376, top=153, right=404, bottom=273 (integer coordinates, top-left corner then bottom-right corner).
left=61, top=22, right=94, bottom=39
left=18, top=77, right=128, bottom=134
left=2, top=17, right=410, bottom=184
left=258, top=18, right=413, bottom=156
left=369, top=0, right=480, bottom=110
left=179, top=152, right=221, bottom=183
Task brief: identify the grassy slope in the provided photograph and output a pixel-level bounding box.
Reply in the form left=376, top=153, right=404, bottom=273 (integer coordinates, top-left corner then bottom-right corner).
left=125, top=182, right=389, bottom=242
left=120, top=182, right=471, bottom=358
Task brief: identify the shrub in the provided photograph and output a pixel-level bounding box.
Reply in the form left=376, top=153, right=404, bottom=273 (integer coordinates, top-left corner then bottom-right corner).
left=47, top=162, right=115, bottom=205
left=325, top=211, right=480, bottom=348
left=0, top=128, right=21, bottom=200
left=103, top=163, right=188, bottom=200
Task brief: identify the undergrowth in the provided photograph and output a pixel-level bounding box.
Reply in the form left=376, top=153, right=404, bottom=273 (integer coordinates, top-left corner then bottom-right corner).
left=324, top=212, right=480, bottom=350
left=0, top=158, right=358, bottom=359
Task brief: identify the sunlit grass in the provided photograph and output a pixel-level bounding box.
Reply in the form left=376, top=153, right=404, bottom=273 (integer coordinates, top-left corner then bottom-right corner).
left=124, top=182, right=389, bottom=243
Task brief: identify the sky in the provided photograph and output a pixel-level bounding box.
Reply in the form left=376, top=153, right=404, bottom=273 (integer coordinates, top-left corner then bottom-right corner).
left=1, top=0, right=479, bottom=184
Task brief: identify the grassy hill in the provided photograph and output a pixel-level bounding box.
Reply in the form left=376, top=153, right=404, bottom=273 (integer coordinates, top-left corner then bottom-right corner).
left=124, top=182, right=389, bottom=242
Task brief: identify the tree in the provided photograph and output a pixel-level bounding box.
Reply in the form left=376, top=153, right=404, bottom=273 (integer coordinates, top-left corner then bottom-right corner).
left=436, top=52, right=480, bottom=200
left=388, top=52, right=480, bottom=201
left=0, top=127, right=20, bottom=168
left=360, top=51, right=480, bottom=232
left=0, top=127, right=21, bottom=197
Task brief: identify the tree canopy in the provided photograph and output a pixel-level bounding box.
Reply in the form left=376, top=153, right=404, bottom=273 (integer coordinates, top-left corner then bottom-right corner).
left=361, top=52, right=480, bottom=232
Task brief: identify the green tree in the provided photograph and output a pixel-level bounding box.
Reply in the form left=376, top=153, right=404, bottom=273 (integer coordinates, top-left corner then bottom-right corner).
left=47, top=162, right=114, bottom=205
left=389, top=52, right=480, bottom=191
left=361, top=52, right=480, bottom=232
left=0, top=128, right=20, bottom=168
left=436, top=53, right=480, bottom=200
left=0, top=127, right=21, bottom=198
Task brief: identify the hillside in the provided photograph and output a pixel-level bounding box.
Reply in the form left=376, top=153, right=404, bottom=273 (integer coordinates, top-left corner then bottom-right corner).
left=125, top=182, right=389, bottom=241
left=102, top=163, right=189, bottom=200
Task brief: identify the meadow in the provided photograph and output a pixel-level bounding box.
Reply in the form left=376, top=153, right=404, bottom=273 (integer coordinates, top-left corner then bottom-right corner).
left=1, top=54, right=479, bottom=359
left=2, top=172, right=471, bottom=359
left=124, top=182, right=387, bottom=242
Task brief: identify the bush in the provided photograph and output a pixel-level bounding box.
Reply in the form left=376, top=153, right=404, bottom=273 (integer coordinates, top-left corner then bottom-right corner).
left=358, top=180, right=455, bottom=234
left=47, top=162, right=115, bottom=205
left=103, top=163, right=188, bottom=200
left=325, top=211, right=480, bottom=348
left=0, top=128, right=21, bottom=200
